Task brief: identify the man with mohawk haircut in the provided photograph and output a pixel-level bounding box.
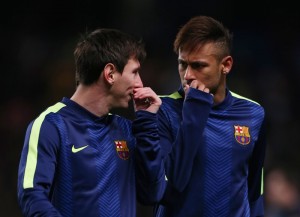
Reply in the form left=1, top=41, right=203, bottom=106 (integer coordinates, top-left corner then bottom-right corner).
left=137, top=16, right=267, bottom=217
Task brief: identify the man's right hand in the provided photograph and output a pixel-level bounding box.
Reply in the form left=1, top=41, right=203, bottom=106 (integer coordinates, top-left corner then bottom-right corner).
left=133, top=87, right=162, bottom=113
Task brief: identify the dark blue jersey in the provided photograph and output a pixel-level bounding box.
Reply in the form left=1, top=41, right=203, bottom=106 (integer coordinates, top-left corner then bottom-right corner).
left=134, top=88, right=213, bottom=204
left=17, top=97, right=160, bottom=217
left=154, top=87, right=266, bottom=217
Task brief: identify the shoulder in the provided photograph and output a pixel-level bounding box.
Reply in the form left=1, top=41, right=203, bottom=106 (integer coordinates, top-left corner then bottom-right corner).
left=230, top=91, right=265, bottom=116
left=157, top=91, right=183, bottom=123
left=25, top=102, right=66, bottom=145
left=159, top=91, right=183, bottom=100
left=159, top=91, right=183, bottom=110
left=230, top=91, right=261, bottom=105
left=32, top=102, right=66, bottom=126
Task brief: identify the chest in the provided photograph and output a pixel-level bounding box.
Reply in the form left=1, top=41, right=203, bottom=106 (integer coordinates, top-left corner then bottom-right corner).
left=57, top=119, right=135, bottom=184
left=203, top=114, right=259, bottom=160
left=171, top=108, right=261, bottom=160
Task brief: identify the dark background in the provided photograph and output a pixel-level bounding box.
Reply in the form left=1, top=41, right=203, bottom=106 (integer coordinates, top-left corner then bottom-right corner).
left=1, top=0, right=300, bottom=216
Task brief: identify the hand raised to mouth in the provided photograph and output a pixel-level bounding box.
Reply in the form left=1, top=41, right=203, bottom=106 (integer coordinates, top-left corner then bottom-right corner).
left=184, top=80, right=210, bottom=95
left=132, top=87, right=162, bottom=113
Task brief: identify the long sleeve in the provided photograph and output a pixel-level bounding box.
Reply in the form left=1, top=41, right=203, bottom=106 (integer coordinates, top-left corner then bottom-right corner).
left=18, top=118, right=62, bottom=217
left=248, top=118, right=267, bottom=217
left=134, top=88, right=213, bottom=205
left=164, top=88, right=213, bottom=192
left=133, top=111, right=167, bottom=204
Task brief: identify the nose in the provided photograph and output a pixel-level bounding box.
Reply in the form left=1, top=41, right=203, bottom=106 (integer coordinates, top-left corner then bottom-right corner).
left=134, top=74, right=143, bottom=88
left=184, top=65, right=193, bottom=80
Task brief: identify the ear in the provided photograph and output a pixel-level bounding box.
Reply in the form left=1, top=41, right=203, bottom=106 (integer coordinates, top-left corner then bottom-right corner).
left=221, top=56, right=233, bottom=75
left=103, top=63, right=116, bottom=85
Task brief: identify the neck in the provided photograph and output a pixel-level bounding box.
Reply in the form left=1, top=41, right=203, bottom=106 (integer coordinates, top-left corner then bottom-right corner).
left=213, top=88, right=226, bottom=105
left=213, top=77, right=227, bottom=105
left=71, top=83, right=110, bottom=117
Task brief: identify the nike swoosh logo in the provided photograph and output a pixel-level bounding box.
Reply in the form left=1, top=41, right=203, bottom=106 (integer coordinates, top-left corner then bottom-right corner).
left=72, top=145, right=89, bottom=153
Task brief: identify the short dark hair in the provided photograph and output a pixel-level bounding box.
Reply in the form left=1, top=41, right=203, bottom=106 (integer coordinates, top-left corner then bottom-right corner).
left=74, top=28, right=146, bottom=85
left=174, top=16, right=233, bottom=60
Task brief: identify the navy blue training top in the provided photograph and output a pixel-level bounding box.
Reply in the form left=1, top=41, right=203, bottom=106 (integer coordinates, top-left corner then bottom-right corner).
left=17, top=97, right=161, bottom=217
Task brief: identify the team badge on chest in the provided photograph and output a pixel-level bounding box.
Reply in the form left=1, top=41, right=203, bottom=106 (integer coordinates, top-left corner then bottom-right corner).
left=115, top=140, right=129, bottom=160
left=234, top=125, right=251, bottom=145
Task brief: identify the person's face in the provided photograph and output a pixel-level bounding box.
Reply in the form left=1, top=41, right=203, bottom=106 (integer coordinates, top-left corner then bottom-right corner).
left=111, top=58, right=143, bottom=108
left=178, top=42, right=229, bottom=95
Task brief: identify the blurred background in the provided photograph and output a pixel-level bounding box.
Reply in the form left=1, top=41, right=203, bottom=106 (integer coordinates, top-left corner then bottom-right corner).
left=1, top=0, right=300, bottom=216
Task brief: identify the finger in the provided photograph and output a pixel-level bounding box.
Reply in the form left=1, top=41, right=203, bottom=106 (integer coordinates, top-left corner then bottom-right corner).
left=203, top=87, right=210, bottom=93
left=133, top=87, right=153, bottom=101
left=133, top=88, right=161, bottom=109
left=190, top=81, right=210, bottom=93
left=183, top=84, right=190, bottom=93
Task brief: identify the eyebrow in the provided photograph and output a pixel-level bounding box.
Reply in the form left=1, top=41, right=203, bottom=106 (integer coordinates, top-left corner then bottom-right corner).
left=178, top=58, right=206, bottom=64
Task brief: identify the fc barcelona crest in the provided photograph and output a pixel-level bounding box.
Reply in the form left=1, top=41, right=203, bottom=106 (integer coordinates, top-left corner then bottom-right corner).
left=115, top=140, right=129, bottom=160
left=234, top=125, right=251, bottom=145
